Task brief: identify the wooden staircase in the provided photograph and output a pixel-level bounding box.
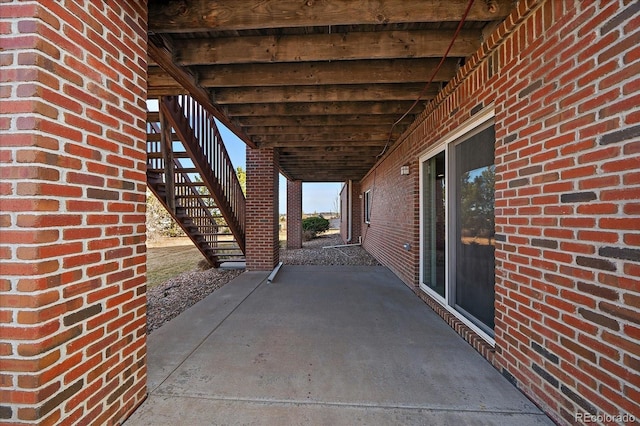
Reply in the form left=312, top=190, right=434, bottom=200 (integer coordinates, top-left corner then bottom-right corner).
left=146, top=95, right=246, bottom=267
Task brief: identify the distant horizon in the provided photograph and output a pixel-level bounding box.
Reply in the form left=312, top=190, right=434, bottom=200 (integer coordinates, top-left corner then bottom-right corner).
left=218, top=121, right=344, bottom=215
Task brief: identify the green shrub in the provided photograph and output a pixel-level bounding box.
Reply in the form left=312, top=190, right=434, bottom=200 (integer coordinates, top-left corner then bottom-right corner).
left=302, top=216, right=330, bottom=239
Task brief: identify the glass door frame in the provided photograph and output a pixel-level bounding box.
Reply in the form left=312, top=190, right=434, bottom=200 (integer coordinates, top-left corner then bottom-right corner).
left=418, top=107, right=496, bottom=345
left=419, top=145, right=448, bottom=307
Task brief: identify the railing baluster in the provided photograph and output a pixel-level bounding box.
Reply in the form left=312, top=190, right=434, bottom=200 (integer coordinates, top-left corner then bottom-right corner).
left=154, top=94, right=246, bottom=258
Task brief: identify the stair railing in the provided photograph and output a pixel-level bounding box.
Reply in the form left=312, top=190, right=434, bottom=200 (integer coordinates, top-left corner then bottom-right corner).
left=160, top=95, right=246, bottom=253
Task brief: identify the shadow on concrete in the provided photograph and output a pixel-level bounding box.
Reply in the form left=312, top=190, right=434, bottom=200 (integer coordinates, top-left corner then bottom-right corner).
left=126, top=265, right=552, bottom=425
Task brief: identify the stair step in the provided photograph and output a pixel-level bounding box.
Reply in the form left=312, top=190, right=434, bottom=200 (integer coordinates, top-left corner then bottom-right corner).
left=193, top=233, right=236, bottom=238
left=175, top=182, right=208, bottom=187
left=146, top=132, right=179, bottom=142
left=147, top=112, right=160, bottom=122
left=175, top=215, right=224, bottom=221
left=187, top=215, right=225, bottom=219
left=147, top=152, right=191, bottom=159
left=175, top=194, right=212, bottom=199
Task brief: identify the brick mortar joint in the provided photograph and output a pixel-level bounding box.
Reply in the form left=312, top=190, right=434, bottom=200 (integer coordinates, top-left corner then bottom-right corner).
left=363, top=0, right=547, bottom=182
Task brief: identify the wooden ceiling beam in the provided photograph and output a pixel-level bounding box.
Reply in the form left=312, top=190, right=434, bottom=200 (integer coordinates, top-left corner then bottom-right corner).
left=280, top=145, right=385, bottom=154
left=245, top=125, right=395, bottom=135
left=253, top=132, right=391, bottom=143
left=282, top=168, right=372, bottom=179
left=282, top=170, right=374, bottom=178
left=175, top=30, right=481, bottom=65
left=238, top=114, right=413, bottom=127
left=149, top=59, right=457, bottom=87
left=281, top=157, right=382, bottom=163
left=282, top=164, right=374, bottom=171
left=196, top=58, right=458, bottom=87
left=212, top=84, right=438, bottom=104
left=282, top=164, right=374, bottom=170
left=149, top=0, right=513, bottom=33
left=280, top=154, right=383, bottom=161
left=147, top=36, right=257, bottom=148
left=258, top=140, right=393, bottom=149
left=287, top=174, right=369, bottom=183
left=225, top=101, right=419, bottom=116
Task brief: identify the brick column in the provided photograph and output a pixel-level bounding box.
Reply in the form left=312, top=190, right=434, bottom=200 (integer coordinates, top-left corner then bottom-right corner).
left=246, top=148, right=280, bottom=270
left=286, top=180, right=303, bottom=249
left=0, top=2, right=148, bottom=424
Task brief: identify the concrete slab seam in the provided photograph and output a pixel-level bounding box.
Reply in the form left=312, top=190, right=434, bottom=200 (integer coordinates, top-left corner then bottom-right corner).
left=148, top=393, right=547, bottom=415
left=150, top=274, right=269, bottom=393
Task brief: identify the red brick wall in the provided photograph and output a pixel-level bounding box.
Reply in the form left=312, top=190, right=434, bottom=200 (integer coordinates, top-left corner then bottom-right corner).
left=246, top=148, right=280, bottom=270
left=359, top=0, right=639, bottom=423
left=361, top=143, right=420, bottom=286
left=286, top=180, right=303, bottom=249
left=0, top=1, right=148, bottom=424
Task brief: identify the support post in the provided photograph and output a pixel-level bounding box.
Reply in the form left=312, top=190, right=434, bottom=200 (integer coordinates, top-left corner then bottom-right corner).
left=159, top=98, right=176, bottom=213
left=245, top=148, right=280, bottom=270
left=286, top=180, right=303, bottom=249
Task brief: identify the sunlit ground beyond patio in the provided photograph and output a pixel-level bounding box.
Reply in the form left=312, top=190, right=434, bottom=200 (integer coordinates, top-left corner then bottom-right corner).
left=146, top=216, right=342, bottom=289
left=146, top=237, right=206, bottom=289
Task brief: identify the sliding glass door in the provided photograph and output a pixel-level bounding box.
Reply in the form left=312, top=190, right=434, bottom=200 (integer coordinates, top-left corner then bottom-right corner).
left=452, top=126, right=496, bottom=334
left=420, top=117, right=496, bottom=339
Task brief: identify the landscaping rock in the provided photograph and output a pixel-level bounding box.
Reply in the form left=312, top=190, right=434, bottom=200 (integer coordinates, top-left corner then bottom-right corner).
left=147, top=231, right=379, bottom=334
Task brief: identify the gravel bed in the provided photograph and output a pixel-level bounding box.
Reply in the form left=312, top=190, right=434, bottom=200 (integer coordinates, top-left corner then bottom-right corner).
left=280, top=232, right=380, bottom=266
left=147, top=231, right=379, bottom=334
left=146, top=268, right=242, bottom=334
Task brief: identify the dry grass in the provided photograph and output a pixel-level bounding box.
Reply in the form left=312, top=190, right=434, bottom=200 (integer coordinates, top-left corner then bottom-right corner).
left=146, top=237, right=206, bottom=289
left=147, top=218, right=346, bottom=289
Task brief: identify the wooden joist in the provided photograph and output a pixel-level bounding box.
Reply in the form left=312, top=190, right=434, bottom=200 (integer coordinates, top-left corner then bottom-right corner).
left=149, top=0, right=513, bottom=33
left=147, top=0, right=517, bottom=181
left=224, top=101, right=421, bottom=117
left=234, top=114, right=413, bottom=127
left=212, top=84, right=438, bottom=104
left=253, top=131, right=393, bottom=144
left=174, top=30, right=481, bottom=65
left=244, top=124, right=397, bottom=136
left=151, top=59, right=459, bottom=87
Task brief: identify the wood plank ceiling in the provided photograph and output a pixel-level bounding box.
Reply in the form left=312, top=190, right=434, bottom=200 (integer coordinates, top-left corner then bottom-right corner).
left=147, top=0, right=516, bottom=182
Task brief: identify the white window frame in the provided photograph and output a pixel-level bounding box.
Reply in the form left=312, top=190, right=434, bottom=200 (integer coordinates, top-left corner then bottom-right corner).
left=419, top=106, right=496, bottom=345
left=364, top=189, right=372, bottom=224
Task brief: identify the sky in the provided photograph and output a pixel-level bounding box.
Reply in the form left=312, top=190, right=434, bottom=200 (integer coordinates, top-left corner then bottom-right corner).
left=217, top=123, right=343, bottom=214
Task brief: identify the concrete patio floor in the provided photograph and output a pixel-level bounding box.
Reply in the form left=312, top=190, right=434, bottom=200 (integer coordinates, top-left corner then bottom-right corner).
left=125, top=265, right=552, bottom=425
